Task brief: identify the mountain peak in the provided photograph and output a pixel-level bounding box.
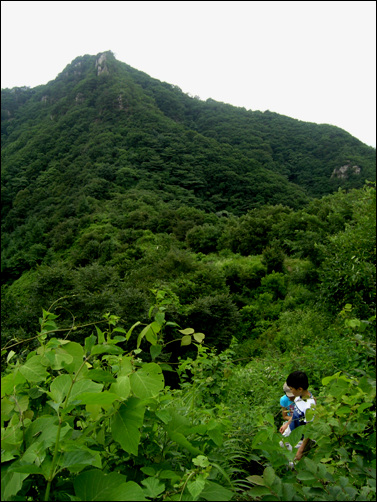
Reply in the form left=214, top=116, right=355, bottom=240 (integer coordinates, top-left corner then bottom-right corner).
left=95, top=53, right=109, bottom=75
left=57, top=50, right=115, bottom=81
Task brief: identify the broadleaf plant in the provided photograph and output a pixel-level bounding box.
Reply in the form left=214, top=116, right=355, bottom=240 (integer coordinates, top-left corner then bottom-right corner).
left=1, top=292, right=243, bottom=502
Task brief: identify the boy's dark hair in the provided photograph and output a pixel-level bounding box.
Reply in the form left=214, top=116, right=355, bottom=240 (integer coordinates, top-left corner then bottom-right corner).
left=286, top=371, right=309, bottom=390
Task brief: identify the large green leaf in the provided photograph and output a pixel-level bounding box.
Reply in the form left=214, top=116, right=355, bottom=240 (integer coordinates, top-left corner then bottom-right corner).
left=1, top=371, right=27, bottom=397
left=74, top=391, right=119, bottom=407
left=282, top=483, right=297, bottom=501
left=84, top=369, right=116, bottom=383
left=18, top=355, right=48, bottom=383
left=150, top=344, right=162, bottom=360
left=193, top=332, right=205, bottom=343
left=150, top=321, right=162, bottom=333
left=1, top=465, right=29, bottom=502
left=137, top=324, right=158, bottom=348
left=12, top=440, right=48, bottom=470
left=59, top=444, right=101, bottom=473
left=129, top=363, right=164, bottom=399
left=68, top=380, right=103, bottom=404
left=91, top=344, right=124, bottom=355
left=84, top=334, right=97, bottom=356
left=111, top=481, right=148, bottom=501
left=49, top=374, right=72, bottom=404
left=246, top=486, right=272, bottom=499
left=24, top=416, right=59, bottom=449
left=159, top=469, right=182, bottom=484
left=110, top=375, right=131, bottom=400
left=8, top=464, right=42, bottom=474
left=1, top=396, right=14, bottom=422
left=181, top=335, right=192, bottom=346
left=296, top=470, right=317, bottom=482
left=74, top=469, right=147, bottom=501
left=164, top=411, right=204, bottom=455
left=247, top=475, right=265, bottom=486
left=24, top=416, right=71, bottom=450
left=200, top=480, right=234, bottom=501
left=141, top=477, right=165, bottom=498
left=207, top=428, right=223, bottom=446
left=118, top=355, right=133, bottom=376
left=166, top=411, right=191, bottom=434
left=1, top=419, right=23, bottom=457
left=111, top=398, right=145, bottom=455
left=179, top=328, right=195, bottom=335
left=60, top=342, right=88, bottom=377
left=328, top=378, right=352, bottom=398
left=188, top=474, right=206, bottom=499
left=95, top=325, right=105, bottom=344
left=168, top=431, right=202, bottom=456
left=155, top=409, right=172, bottom=424
left=75, top=390, right=119, bottom=407
left=126, top=321, right=142, bottom=341
left=154, top=311, right=165, bottom=326
left=263, top=466, right=277, bottom=487
left=42, top=347, right=73, bottom=370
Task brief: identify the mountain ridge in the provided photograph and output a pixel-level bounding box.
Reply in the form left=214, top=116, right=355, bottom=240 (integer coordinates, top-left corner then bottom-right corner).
left=1, top=50, right=375, bottom=230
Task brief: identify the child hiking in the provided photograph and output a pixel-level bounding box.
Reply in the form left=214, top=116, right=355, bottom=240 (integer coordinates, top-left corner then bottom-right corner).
left=279, top=370, right=316, bottom=461
left=280, top=382, right=295, bottom=422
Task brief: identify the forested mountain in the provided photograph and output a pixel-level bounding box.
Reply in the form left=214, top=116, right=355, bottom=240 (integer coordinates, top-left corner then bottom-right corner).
left=1, top=52, right=375, bottom=502
left=1, top=51, right=375, bottom=283
left=2, top=51, right=375, bottom=213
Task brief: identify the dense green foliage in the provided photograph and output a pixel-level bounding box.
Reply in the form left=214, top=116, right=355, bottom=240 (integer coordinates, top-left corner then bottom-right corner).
left=1, top=51, right=375, bottom=282
left=1, top=293, right=375, bottom=501
left=1, top=51, right=376, bottom=500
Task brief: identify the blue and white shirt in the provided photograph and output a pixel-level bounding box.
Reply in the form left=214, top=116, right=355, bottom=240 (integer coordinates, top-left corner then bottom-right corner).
left=282, top=392, right=316, bottom=437
left=289, top=393, right=316, bottom=431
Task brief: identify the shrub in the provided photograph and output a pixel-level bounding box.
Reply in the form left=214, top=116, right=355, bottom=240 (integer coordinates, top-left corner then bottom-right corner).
left=185, top=223, right=221, bottom=253
left=185, top=294, right=240, bottom=352
left=158, top=248, right=197, bottom=277
left=287, top=259, right=319, bottom=286
left=0, top=302, right=236, bottom=502
left=171, top=265, right=228, bottom=303
left=318, top=184, right=376, bottom=318
left=261, top=244, right=286, bottom=273
left=260, top=272, right=288, bottom=300
left=223, top=260, right=266, bottom=296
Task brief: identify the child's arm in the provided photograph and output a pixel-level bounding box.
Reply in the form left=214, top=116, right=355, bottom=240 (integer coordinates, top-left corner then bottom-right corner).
left=294, top=438, right=309, bottom=461
left=281, top=407, right=289, bottom=420
left=279, top=416, right=292, bottom=434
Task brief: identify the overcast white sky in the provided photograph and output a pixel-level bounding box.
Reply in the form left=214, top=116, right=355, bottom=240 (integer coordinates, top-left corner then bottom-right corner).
left=1, top=1, right=376, bottom=147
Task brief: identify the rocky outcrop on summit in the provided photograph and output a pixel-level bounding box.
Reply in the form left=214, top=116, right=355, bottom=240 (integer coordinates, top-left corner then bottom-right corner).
left=331, top=164, right=361, bottom=179
left=96, top=54, right=109, bottom=76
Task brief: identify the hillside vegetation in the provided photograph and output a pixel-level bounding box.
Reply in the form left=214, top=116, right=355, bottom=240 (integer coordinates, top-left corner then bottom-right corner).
left=1, top=52, right=376, bottom=501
